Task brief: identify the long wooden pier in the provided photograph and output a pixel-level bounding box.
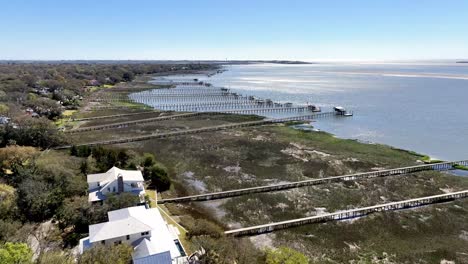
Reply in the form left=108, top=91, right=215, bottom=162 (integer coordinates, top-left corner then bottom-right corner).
left=65, top=112, right=204, bottom=133
left=224, top=190, right=468, bottom=236
left=58, top=119, right=272, bottom=149
left=157, top=160, right=468, bottom=204
left=57, top=112, right=343, bottom=149
left=71, top=110, right=160, bottom=121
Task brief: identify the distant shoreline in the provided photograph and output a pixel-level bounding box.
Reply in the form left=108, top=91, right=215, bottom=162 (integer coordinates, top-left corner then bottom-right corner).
left=0, top=60, right=314, bottom=65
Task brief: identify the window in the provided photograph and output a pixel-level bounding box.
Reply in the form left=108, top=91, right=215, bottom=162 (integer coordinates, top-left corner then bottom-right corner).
left=126, top=235, right=130, bottom=240
left=107, top=187, right=110, bottom=192
left=141, top=231, right=149, bottom=236
left=112, top=187, right=116, bottom=192
left=114, top=241, right=121, bottom=245
left=101, top=241, right=105, bottom=245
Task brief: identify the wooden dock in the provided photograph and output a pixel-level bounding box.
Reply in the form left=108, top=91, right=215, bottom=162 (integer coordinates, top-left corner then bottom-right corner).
left=57, top=112, right=343, bottom=148
left=157, top=160, right=468, bottom=204
left=65, top=112, right=205, bottom=133
left=224, top=190, right=468, bottom=236
left=71, top=110, right=160, bottom=121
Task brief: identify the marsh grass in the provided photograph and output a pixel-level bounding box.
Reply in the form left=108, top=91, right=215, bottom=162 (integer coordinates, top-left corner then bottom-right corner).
left=74, top=102, right=468, bottom=262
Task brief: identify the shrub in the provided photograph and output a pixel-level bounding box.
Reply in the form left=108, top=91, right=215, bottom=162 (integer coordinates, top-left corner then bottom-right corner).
left=265, top=247, right=309, bottom=264
left=78, top=244, right=133, bottom=264
left=142, top=153, right=156, bottom=167
left=91, top=146, right=130, bottom=171
left=0, top=242, right=33, bottom=264
left=146, top=165, right=171, bottom=191
left=70, top=145, right=92, bottom=157
left=187, top=219, right=223, bottom=239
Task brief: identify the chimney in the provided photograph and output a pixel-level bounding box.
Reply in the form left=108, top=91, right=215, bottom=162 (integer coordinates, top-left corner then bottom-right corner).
left=117, top=174, right=124, bottom=193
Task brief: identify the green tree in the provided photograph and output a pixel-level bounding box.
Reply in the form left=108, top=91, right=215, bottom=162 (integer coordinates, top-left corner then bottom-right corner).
left=16, top=178, right=61, bottom=221
left=122, top=72, right=135, bottom=82
left=265, top=247, right=309, bottom=264
left=142, top=153, right=156, bottom=168
left=106, top=192, right=140, bottom=211
left=1, top=117, right=65, bottom=149
left=78, top=244, right=133, bottom=264
left=0, top=146, right=38, bottom=167
left=91, top=147, right=130, bottom=171
left=0, top=242, right=33, bottom=264
left=147, top=165, right=171, bottom=191
left=0, top=145, right=39, bottom=185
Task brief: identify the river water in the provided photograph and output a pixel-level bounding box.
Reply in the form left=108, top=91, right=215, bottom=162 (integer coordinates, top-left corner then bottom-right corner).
left=168, top=63, right=468, bottom=160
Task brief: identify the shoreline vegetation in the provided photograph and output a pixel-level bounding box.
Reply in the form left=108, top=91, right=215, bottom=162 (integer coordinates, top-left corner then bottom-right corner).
left=1, top=62, right=468, bottom=263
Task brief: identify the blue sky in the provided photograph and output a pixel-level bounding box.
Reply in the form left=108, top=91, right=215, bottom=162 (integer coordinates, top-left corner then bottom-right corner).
left=1, top=0, right=467, bottom=61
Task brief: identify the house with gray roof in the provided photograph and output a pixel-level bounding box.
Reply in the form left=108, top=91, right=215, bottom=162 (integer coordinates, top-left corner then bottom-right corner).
left=87, top=166, right=145, bottom=203
left=79, top=206, right=187, bottom=264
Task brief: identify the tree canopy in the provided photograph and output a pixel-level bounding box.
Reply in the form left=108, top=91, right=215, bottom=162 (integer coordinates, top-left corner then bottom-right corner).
left=78, top=244, right=133, bottom=264
left=0, top=242, right=33, bottom=264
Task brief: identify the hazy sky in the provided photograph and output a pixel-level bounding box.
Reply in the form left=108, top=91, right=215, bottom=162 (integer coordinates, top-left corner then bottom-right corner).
left=1, top=0, right=468, bottom=61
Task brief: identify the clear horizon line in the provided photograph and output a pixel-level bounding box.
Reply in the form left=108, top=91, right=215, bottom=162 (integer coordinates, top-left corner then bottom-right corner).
left=0, top=58, right=467, bottom=63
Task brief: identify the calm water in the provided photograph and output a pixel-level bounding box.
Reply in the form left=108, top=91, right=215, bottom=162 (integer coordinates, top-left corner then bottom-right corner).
left=182, top=63, right=468, bottom=161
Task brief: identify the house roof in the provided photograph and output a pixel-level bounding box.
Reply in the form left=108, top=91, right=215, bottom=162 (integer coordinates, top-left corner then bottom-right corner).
left=133, top=238, right=160, bottom=259
left=88, top=206, right=182, bottom=259
left=87, top=166, right=144, bottom=184
left=133, top=250, right=172, bottom=264
left=89, top=217, right=151, bottom=243
left=88, top=190, right=106, bottom=202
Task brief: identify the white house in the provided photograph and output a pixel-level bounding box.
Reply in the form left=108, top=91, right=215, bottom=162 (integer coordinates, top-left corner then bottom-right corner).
left=79, top=206, right=187, bottom=264
left=87, top=167, right=145, bottom=203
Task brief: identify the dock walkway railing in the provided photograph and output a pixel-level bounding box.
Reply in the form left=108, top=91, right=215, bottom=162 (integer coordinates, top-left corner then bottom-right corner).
left=58, top=112, right=343, bottom=147
left=65, top=112, right=205, bottom=133
left=157, top=160, right=468, bottom=204
left=224, top=189, right=468, bottom=236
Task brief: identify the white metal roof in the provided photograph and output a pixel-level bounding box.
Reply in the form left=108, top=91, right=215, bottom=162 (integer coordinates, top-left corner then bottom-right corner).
left=88, top=206, right=182, bottom=259
left=88, top=190, right=106, bottom=202
left=133, top=238, right=160, bottom=259
left=87, top=166, right=144, bottom=184
left=89, top=217, right=151, bottom=243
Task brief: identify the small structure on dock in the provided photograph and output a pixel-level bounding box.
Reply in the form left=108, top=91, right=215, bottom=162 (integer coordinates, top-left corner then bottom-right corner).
left=334, top=106, right=353, bottom=116
left=307, top=105, right=321, bottom=112
left=284, top=102, right=293, bottom=108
